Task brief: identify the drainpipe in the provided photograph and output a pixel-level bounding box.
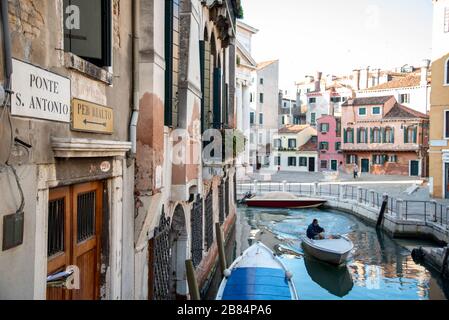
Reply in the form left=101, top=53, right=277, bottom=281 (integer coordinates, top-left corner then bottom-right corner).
left=129, top=0, right=140, bottom=155
left=1, top=0, right=12, bottom=92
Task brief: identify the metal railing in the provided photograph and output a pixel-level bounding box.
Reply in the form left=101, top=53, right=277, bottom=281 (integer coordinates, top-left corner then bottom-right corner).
left=237, top=181, right=449, bottom=230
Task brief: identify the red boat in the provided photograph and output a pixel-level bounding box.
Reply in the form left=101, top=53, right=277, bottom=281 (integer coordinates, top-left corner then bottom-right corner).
left=244, top=192, right=327, bottom=209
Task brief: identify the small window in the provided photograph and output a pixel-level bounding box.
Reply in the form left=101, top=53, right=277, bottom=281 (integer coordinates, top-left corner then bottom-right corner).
left=346, top=155, right=358, bottom=165
left=320, top=123, right=329, bottom=133
left=299, top=157, right=308, bottom=167
left=445, top=110, right=449, bottom=138
left=320, top=160, right=328, bottom=169
left=400, top=94, right=410, bottom=104
left=311, top=113, right=316, bottom=125
left=250, top=93, right=253, bottom=103
left=250, top=112, right=255, bottom=124
left=358, top=107, right=367, bottom=116
left=372, top=107, right=381, bottom=115
left=288, top=157, right=297, bottom=167
left=275, top=157, right=281, bottom=166
left=260, top=78, right=264, bottom=85
left=259, top=93, right=264, bottom=103
left=288, top=139, right=297, bottom=149
left=259, top=113, right=264, bottom=125
left=335, top=142, right=341, bottom=151
left=274, top=139, right=282, bottom=149
left=319, top=142, right=329, bottom=150
left=309, top=97, right=317, bottom=104
left=250, top=133, right=254, bottom=144
left=389, top=155, right=398, bottom=163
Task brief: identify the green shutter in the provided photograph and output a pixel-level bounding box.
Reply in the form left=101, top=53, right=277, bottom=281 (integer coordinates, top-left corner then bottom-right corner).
left=404, top=126, right=408, bottom=143
left=357, top=128, right=360, bottom=143
left=344, top=129, right=347, bottom=143
left=413, top=126, right=418, bottom=143
left=381, top=127, right=386, bottom=143
left=370, top=128, right=374, bottom=143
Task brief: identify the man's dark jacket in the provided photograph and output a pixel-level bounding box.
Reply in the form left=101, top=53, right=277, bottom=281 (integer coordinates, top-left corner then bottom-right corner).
left=306, top=223, right=324, bottom=239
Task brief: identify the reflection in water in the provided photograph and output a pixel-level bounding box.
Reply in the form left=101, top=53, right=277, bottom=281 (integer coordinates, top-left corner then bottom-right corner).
left=304, top=256, right=354, bottom=297
left=237, top=206, right=449, bottom=300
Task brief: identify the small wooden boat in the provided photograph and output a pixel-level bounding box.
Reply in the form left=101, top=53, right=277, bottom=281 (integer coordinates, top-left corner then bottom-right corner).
left=301, top=235, right=354, bottom=266
left=216, top=242, right=299, bottom=300
left=244, top=192, right=326, bottom=209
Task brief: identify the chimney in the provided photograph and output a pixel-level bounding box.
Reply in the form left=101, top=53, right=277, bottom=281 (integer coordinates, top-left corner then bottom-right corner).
left=352, top=69, right=360, bottom=90
left=375, top=68, right=381, bottom=86
left=315, top=71, right=322, bottom=92
left=360, top=66, right=370, bottom=89
left=421, top=59, right=430, bottom=86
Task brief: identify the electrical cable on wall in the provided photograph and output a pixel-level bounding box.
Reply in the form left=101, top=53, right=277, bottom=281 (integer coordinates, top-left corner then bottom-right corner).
left=0, top=0, right=25, bottom=216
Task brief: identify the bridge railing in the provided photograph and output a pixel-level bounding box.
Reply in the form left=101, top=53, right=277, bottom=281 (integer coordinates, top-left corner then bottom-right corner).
left=237, top=181, right=449, bottom=229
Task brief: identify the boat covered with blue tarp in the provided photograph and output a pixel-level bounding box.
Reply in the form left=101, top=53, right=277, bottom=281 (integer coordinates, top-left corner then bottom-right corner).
left=216, top=242, right=299, bottom=300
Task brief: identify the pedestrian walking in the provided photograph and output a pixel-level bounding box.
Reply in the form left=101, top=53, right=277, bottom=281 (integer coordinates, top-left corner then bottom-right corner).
left=353, top=164, right=359, bottom=179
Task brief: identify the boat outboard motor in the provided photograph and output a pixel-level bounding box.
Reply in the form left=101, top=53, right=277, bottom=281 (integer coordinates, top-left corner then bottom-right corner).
left=238, top=191, right=254, bottom=204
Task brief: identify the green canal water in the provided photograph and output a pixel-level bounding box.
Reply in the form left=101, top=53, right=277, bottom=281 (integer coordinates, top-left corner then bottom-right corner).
left=235, top=206, right=449, bottom=300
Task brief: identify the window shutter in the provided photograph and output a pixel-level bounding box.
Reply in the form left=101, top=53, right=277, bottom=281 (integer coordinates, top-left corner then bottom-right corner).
left=381, top=127, right=386, bottom=143
left=404, top=126, right=408, bottom=143
left=370, top=128, right=374, bottom=143
left=391, top=128, right=395, bottom=143
left=365, top=128, right=369, bottom=143
left=344, top=129, right=347, bottom=143
left=356, top=128, right=360, bottom=143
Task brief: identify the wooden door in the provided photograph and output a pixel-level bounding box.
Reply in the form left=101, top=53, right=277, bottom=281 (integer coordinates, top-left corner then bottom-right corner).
left=47, top=187, right=71, bottom=300
left=410, top=161, right=420, bottom=177
left=47, top=182, right=103, bottom=300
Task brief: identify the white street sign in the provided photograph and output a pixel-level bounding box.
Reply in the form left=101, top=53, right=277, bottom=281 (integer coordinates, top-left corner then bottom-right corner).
left=11, top=59, right=71, bottom=123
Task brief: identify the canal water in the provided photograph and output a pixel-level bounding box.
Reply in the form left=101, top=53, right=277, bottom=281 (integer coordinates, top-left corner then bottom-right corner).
left=235, top=206, right=449, bottom=300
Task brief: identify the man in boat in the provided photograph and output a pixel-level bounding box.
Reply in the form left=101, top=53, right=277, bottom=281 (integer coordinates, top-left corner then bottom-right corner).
left=306, top=219, right=325, bottom=240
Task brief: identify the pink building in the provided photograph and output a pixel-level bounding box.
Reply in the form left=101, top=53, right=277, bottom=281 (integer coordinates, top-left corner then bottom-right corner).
left=317, top=115, right=344, bottom=171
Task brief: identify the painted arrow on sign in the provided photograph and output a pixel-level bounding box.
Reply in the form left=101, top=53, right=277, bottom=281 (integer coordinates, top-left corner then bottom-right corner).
left=83, top=119, right=107, bottom=127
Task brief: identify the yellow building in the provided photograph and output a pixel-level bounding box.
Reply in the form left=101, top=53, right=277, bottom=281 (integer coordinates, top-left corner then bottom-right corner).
left=429, top=0, right=449, bottom=198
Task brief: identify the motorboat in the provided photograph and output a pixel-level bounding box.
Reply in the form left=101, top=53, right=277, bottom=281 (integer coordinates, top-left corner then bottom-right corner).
left=301, top=235, right=354, bottom=266
left=244, top=192, right=327, bottom=209
left=216, top=242, right=299, bottom=300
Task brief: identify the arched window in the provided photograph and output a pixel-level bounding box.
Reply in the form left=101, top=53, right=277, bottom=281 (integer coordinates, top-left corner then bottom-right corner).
left=404, top=126, right=418, bottom=143
left=344, top=128, right=354, bottom=143
left=357, top=127, right=368, bottom=143
left=371, top=127, right=381, bottom=143
left=384, top=127, right=394, bottom=143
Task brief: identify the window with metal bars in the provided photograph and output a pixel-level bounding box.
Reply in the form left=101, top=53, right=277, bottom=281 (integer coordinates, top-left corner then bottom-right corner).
left=48, top=198, right=65, bottom=257
left=165, top=0, right=180, bottom=127
left=191, top=198, right=203, bottom=267
left=205, top=192, right=214, bottom=250
left=77, top=191, right=96, bottom=243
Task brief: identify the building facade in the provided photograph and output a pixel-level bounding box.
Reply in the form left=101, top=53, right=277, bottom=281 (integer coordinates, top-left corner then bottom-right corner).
left=235, top=20, right=258, bottom=179
left=317, top=115, right=343, bottom=172
left=0, top=0, right=242, bottom=300
left=341, top=96, right=429, bottom=177
left=273, top=125, right=318, bottom=173
left=357, top=61, right=431, bottom=115
left=429, top=0, right=449, bottom=198
left=249, top=60, right=279, bottom=171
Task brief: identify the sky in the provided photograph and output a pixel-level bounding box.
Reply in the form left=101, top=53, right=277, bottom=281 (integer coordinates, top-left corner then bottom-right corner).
left=240, top=0, right=433, bottom=97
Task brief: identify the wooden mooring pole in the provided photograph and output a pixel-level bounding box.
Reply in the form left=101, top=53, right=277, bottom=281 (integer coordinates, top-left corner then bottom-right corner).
left=376, top=193, right=389, bottom=228
left=185, top=260, right=201, bottom=300
left=216, top=222, right=227, bottom=276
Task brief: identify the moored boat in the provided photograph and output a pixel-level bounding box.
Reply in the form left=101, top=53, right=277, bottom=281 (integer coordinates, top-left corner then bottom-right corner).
left=301, top=235, right=354, bottom=266
left=216, top=242, right=299, bottom=300
left=244, top=192, right=326, bottom=209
